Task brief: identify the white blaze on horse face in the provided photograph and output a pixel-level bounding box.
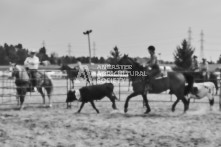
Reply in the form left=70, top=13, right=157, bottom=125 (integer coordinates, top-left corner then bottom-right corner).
left=9, top=67, right=13, bottom=72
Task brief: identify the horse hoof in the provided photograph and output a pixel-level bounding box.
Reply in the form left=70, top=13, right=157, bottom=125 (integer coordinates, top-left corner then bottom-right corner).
left=124, top=108, right=128, bottom=113
left=144, top=110, right=151, bottom=114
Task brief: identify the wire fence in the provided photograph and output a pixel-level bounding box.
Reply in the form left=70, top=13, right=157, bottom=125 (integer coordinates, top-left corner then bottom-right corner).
left=0, top=70, right=221, bottom=108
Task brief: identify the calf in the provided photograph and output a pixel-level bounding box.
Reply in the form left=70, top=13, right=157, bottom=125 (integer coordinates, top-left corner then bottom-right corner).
left=66, top=83, right=118, bottom=113
left=187, top=82, right=216, bottom=110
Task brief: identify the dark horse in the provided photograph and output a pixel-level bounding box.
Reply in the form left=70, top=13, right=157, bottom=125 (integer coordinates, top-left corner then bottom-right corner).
left=118, top=55, right=194, bottom=114
left=9, top=63, right=53, bottom=110
left=60, top=64, right=93, bottom=87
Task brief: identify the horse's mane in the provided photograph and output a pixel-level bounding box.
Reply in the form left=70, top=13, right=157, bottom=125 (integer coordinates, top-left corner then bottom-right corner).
left=125, top=56, right=145, bottom=71
left=15, top=65, right=26, bottom=71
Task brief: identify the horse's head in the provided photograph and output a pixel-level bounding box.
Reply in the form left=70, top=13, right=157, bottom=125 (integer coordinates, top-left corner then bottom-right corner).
left=60, top=64, right=70, bottom=71
left=9, top=62, right=27, bottom=79
left=9, top=62, right=19, bottom=78
left=118, top=54, right=133, bottom=66
left=118, top=54, right=144, bottom=71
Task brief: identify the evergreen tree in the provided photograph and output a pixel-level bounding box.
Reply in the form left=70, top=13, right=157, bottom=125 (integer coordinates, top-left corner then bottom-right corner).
left=109, top=46, right=121, bottom=64
left=173, top=39, right=195, bottom=71
left=217, top=55, right=221, bottom=64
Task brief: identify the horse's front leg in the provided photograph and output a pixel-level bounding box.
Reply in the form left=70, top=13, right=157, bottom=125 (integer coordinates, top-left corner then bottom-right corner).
left=37, top=88, right=46, bottom=106
left=124, top=92, right=139, bottom=113
left=17, top=88, right=26, bottom=110
left=142, top=94, right=151, bottom=114
left=171, top=98, right=180, bottom=112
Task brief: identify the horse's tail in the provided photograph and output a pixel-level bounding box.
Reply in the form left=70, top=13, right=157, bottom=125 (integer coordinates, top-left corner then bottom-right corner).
left=183, top=73, right=194, bottom=96
left=41, top=72, right=54, bottom=94
left=210, top=73, right=219, bottom=95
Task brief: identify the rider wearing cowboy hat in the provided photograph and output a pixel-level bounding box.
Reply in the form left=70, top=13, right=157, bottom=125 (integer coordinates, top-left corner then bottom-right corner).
left=191, top=55, right=199, bottom=72
left=24, top=49, right=40, bottom=91
left=200, top=58, right=208, bottom=72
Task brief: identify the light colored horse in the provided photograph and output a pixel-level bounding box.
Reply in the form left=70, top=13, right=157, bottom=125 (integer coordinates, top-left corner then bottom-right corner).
left=187, top=82, right=216, bottom=110
left=9, top=63, right=53, bottom=110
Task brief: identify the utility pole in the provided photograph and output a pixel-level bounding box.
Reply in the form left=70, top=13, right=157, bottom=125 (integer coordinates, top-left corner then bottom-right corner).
left=68, top=43, right=71, bottom=56
left=200, top=30, right=204, bottom=60
left=93, top=42, right=96, bottom=57
left=188, top=27, right=192, bottom=45
left=83, top=30, right=92, bottom=64
left=42, top=40, right=46, bottom=48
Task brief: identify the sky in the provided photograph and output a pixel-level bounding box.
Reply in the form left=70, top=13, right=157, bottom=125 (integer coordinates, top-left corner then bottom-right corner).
left=0, top=0, right=221, bottom=62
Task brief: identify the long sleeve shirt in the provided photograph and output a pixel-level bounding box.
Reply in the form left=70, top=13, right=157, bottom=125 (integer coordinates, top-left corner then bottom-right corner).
left=24, top=56, right=40, bottom=69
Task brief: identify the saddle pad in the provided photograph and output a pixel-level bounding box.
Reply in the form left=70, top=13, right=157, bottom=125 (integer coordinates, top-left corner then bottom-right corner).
left=155, top=71, right=168, bottom=79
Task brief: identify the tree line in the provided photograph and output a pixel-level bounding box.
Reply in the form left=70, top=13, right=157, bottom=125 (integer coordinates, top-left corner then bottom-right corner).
left=0, top=43, right=124, bottom=65
left=0, top=40, right=221, bottom=71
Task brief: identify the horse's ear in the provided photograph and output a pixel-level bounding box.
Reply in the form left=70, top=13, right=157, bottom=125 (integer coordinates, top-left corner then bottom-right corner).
left=9, top=62, right=15, bottom=66
left=123, top=54, right=128, bottom=58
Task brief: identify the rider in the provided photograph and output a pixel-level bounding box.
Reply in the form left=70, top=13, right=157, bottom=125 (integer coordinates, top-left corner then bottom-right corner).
left=200, top=58, right=208, bottom=72
left=191, top=55, right=199, bottom=72
left=200, top=58, right=209, bottom=80
left=24, top=49, right=40, bottom=92
left=75, top=60, right=84, bottom=72
left=145, top=45, right=161, bottom=91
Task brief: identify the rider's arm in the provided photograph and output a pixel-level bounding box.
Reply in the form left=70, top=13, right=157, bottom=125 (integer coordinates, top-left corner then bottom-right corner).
left=149, top=55, right=158, bottom=66
left=24, top=58, right=30, bottom=66
left=29, top=57, right=40, bottom=65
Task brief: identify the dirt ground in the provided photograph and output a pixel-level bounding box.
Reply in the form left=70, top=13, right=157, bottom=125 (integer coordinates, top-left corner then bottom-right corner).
left=1, top=99, right=221, bottom=147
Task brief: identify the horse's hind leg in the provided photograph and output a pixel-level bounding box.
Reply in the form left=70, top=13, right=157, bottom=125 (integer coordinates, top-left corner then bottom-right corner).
left=17, top=89, right=26, bottom=110
left=37, top=88, right=46, bottom=106
left=124, top=92, right=139, bottom=113
left=171, top=98, right=180, bottom=112
left=208, top=95, right=214, bottom=110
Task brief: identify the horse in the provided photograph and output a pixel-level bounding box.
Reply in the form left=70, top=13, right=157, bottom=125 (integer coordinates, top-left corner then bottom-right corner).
left=9, top=63, right=53, bottom=110
left=118, top=55, right=194, bottom=114
left=60, top=64, right=92, bottom=87
left=187, top=82, right=216, bottom=110
left=183, top=71, right=219, bottom=95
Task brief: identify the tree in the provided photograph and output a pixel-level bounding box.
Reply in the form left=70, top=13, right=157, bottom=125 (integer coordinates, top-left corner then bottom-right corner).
left=16, top=48, right=28, bottom=64
left=109, top=46, right=121, bottom=64
left=37, top=47, right=49, bottom=62
left=0, top=46, right=8, bottom=65
left=173, top=39, right=195, bottom=71
left=217, top=54, right=221, bottom=64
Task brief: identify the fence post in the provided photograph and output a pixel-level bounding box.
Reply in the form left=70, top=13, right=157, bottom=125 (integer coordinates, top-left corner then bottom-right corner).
left=118, top=82, right=121, bottom=101
left=96, top=71, right=97, bottom=85
left=219, top=69, right=221, bottom=111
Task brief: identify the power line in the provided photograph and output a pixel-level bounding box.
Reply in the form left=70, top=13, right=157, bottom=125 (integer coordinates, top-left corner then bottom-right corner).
left=200, top=30, right=204, bottom=60
left=67, top=43, right=71, bottom=56
left=93, top=42, right=96, bottom=57
left=42, top=40, right=46, bottom=47
left=188, top=27, right=192, bottom=45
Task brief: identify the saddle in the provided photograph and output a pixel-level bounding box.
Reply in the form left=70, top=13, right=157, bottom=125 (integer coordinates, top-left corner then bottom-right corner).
left=154, top=70, right=168, bottom=80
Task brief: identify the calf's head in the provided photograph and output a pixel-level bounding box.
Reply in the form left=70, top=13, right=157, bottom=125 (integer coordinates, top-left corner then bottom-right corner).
left=66, top=90, right=78, bottom=109
left=191, top=87, right=199, bottom=95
